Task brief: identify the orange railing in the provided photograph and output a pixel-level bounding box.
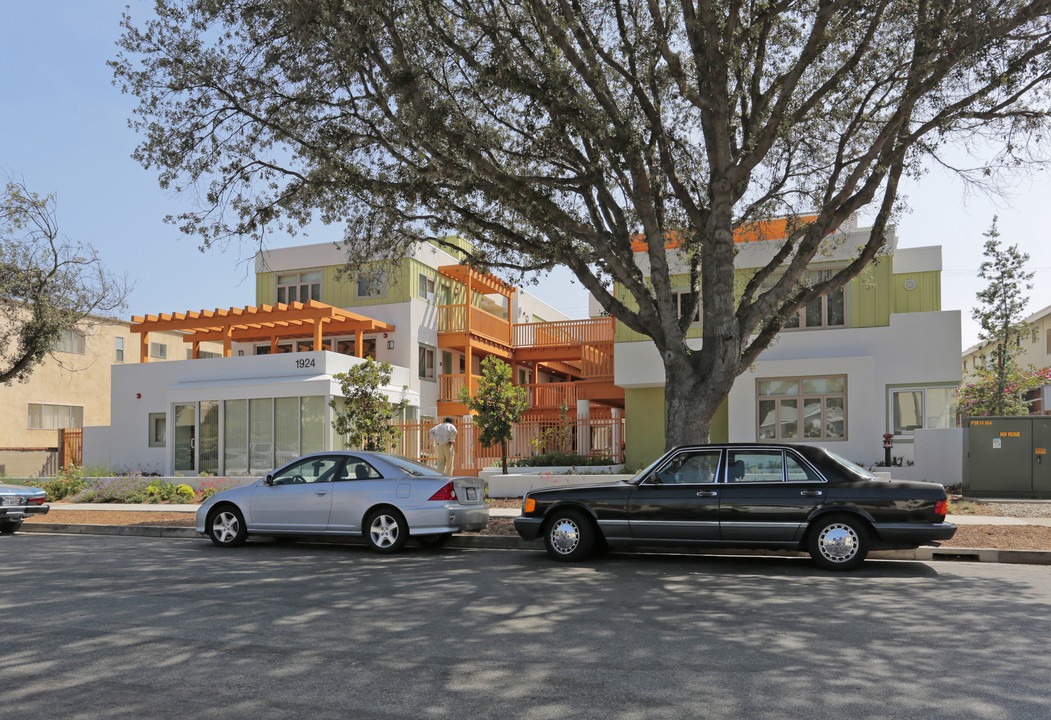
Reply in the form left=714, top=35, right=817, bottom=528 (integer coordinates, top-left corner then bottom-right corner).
left=438, top=304, right=511, bottom=345
left=512, top=317, right=614, bottom=349
left=519, top=382, right=578, bottom=409
left=439, top=373, right=482, bottom=402
left=382, top=417, right=625, bottom=474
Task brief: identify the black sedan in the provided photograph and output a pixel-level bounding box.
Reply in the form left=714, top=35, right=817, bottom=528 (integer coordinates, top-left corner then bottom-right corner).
left=513, top=443, right=957, bottom=570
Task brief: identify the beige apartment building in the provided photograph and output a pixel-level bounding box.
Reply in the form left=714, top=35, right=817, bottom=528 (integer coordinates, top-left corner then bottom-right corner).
left=961, top=302, right=1051, bottom=414
left=0, top=309, right=214, bottom=477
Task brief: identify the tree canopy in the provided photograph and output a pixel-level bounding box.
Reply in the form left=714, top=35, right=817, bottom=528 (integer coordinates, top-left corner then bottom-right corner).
left=114, top=0, right=1051, bottom=447
left=459, top=356, right=529, bottom=473
left=330, top=358, right=409, bottom=451
left=1, top=177, right=129, bottom=384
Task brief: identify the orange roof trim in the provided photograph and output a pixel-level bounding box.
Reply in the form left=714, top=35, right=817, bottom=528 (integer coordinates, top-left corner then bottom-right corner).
left=630, top=215, right=820, bottom=252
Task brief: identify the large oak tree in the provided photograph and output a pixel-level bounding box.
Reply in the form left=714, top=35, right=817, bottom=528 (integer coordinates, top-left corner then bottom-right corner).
left=114, top=0, right=1051, bottom=448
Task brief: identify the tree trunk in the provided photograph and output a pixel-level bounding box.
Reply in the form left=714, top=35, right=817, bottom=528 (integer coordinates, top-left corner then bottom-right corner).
left=662, top=353, right=736, bottom=448
left=501, top=439, right=508, bottom=475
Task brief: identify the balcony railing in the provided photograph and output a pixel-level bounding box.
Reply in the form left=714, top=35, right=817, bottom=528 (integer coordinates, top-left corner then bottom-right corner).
left=438, top=304, right=511, bottom=345
left=512, top=317, right=614, bottom=349
left=439, top=373, right=482, bottom=402
left=519, top=382, right=578, bottom=409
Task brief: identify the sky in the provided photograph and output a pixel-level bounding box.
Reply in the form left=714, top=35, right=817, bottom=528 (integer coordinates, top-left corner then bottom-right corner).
left=4, top=1, right=1051, bottom=350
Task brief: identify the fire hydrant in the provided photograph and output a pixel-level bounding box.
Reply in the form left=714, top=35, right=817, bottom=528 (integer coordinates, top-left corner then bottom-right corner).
left=883, top=433, right=894, bottom=467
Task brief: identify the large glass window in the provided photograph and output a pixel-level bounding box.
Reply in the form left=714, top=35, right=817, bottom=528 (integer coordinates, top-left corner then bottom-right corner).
left=301, top=396, right=325, bottom=456
left=276, top=271, right=322, bottom=304
left=763, top=269, right=846, bottom=330
left=28, top=403, right=84, bottom=430
left=275, top=397, right=300, bottom=467
left=249, top=398, right=274, bottom=474
left=758, top=376, right=846, bottom=441
left=224, top=400, right=248, bottom=476
left=356, top=270, right=388, bottom=298
left=892, top=386, right=956, bottom=436
left=55, top=329, right=86, bottom=355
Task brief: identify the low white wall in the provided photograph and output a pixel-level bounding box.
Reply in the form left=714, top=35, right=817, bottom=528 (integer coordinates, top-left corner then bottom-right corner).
left=486, top=473, right=634, bottom=498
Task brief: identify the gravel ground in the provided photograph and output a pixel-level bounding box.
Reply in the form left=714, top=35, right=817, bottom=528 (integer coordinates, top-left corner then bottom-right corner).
left=21, top=499, right=1051, bottom=551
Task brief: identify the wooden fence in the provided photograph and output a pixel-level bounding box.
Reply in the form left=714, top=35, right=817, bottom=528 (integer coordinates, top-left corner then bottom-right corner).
left=59, top=427, right=83, bottom=469
left=382, top=417, right=624, bottom=475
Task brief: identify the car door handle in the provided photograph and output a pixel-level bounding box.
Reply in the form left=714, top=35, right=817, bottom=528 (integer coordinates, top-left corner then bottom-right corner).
left=696, top=491, right=718, bottom=497
left=315, top=491, right=328, bottom=497
left=800, top=490, right=823, bottom=497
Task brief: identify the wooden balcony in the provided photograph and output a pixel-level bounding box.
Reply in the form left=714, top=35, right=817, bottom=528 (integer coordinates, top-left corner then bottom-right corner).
left=512, top=317, right=614, bottom=362
left=438, top=303, right=512, bottom=350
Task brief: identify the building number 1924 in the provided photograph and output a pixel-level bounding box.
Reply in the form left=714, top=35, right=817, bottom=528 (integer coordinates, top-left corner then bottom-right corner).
left=295, top=358, right=316, bottom=369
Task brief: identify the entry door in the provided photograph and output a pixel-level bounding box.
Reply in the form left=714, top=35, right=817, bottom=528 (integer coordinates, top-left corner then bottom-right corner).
left=1033, top=418, right=1051, bottom=495
left=173, top=403, right=196, bottom=474
left=627, top=449, right=721, bottom=541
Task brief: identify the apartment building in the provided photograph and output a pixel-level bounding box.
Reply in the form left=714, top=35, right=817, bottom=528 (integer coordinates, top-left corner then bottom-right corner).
left=961, top=303, right=1051, bottom=414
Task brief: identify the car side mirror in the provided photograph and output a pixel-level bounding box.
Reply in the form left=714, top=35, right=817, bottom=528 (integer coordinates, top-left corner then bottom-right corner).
left=264, top=474, right=274, bottom=486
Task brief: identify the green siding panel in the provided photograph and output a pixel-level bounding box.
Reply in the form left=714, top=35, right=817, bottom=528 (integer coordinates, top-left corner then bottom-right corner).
left=892, top=271, right=941, bottom=314
left=625, top=387, right=666, bottom=470
left=711, top=397, right=729, bottom=443
left=850, top=259, right=892, bottom=328
left=257, top=272, right=274, bottom=306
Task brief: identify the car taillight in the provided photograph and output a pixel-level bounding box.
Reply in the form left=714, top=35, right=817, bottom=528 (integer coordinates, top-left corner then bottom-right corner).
left=28, top=497, right=46, bottom=506
left=934, top=500, right=948, bottom=517
left=429, top=482, right=458, bottom=501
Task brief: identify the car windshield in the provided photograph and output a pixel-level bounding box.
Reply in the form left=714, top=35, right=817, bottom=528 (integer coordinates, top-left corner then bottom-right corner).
left=824, top=450, right=880, bottom=479
left=384, top=454, right=442, bottom=476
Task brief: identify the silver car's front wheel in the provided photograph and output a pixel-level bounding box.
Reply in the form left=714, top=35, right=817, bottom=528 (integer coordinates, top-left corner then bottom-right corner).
left=808, top=515, right=868, bottom=571
left=365, top=509, right=409, bottom=554
left=208, top=506, right=247, bottom=547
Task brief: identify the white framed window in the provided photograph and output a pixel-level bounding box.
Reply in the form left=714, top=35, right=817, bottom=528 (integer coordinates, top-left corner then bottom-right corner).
left=55, top=329, right=86, bottom=355
left=763, top=269, right=846, bottom=330
left=28, top=403, right=84, bottom=430
left=418, top=344, right=435, bottom=380
left=672, top=291, right=701, bottom=324
left=357, top=270, right=388, bottom=298
left=150, top=342, right=168, bottom=359
left=115, top=336, right=125, bottom=363
left=757, top=376, right=846, bottom=441
left=276, top=270, right=322, bottom=304
left=891, top=386, right=956, bottom=436
left=148, top=412, right=166, bottom=447
left=418, top=273, right=436, bottom=302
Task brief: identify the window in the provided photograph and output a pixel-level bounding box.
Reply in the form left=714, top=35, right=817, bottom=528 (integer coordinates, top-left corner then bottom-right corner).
left=28, top=404, right=84, bottom=430
left=672, top=291, right=701, bottom=324
left=271, top=455, right=344, bottom=485
left=55, top=329, right=86, bottom=354
left=653, top=449, right=721, bottom=484
left=726, top=449, right=822, bottom=483
left=276, top=271, right=322, bottom=304
left=765, top=269, right=846, bottom=330
left=418, top=273, right=436, bottom=301
left=150, top=342, right=167, bottom=359
left=419, top=344, right=435, bottom=380
left=356, top=270, right=388, bottom=298
left=757, top=376, right=846, bottom=441
left=115, top=337, right=125, bottom=362
left=891, top=386, right=956, bottom=436
left=148, top=413, right=166, bottom=447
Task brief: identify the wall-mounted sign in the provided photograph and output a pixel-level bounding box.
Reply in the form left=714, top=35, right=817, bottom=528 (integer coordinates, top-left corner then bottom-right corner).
left=993, top=438, right=1002, bottom=449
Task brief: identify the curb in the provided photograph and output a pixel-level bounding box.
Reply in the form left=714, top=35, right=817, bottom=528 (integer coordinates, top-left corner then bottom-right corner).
left=17, top=523, right=1051, bottom=565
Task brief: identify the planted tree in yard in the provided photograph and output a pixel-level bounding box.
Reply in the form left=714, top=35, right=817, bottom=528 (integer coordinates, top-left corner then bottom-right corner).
left=114, top=1, right=1051, bottom=448
left=969, top=217, right=1036, bottom=416
left=330, top=358, right=408, bottom=451
left=957, top=365, right=1051, bottom=418
left=458, top=356, right=528, bottom=474
left=1, top=177, right=128, bottom=384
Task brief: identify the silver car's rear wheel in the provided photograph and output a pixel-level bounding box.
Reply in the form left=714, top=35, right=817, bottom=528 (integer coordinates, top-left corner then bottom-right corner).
left=0, top=520, right=22, bottom=534
left=365, top=508, right=409, bottom=553
left=208, top=506, right=247, bottom=547
left=808, top=515, right=868, bottom=571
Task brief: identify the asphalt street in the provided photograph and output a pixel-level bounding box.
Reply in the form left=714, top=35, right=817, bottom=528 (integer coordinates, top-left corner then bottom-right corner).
left=2, top=534, right=1050, bottom=720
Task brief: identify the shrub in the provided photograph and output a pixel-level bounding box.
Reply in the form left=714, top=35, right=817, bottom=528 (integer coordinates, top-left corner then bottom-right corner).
left=73, top=475, right=155, bottom=504
left=511, top=451, right=616, bottom=468
left=197, top=486, right=227, bottom=502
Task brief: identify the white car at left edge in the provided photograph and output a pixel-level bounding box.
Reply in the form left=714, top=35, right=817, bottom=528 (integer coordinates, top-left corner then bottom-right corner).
left=0, top=481, right=50, bottom=534
left=196, top=451, right=489, bottom=552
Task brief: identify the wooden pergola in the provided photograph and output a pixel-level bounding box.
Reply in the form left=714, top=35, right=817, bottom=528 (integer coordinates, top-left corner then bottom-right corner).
left=130, top=300, right=396, bottom=361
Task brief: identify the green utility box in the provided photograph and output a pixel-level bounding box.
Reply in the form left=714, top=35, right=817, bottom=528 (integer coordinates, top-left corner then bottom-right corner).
left=964, top=416, right=1051, bottom=498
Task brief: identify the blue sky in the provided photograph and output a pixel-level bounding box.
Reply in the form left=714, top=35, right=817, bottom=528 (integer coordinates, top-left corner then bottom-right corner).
left=4, top=0, right=1051, bottom=349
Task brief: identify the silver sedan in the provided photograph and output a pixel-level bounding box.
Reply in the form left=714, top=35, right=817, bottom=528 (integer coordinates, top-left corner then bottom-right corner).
left=195, top=451, right=489, bottom=552
left=0, top=481, right=49, bottom=534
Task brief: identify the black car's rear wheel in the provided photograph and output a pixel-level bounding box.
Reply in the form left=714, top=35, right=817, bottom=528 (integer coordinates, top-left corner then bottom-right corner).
left=0, top=520, right=22, bottom=534
left=365, top=508, right=409, bottom=553
left=543, top=509, right=595, bottom=562
left=808, top=514, right=869, bottom=571
left=208, top=506, right=247, bottom=547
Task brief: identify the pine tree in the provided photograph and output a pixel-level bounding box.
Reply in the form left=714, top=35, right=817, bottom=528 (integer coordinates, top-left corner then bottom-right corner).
left=971, top=217, right=1034, bottom=416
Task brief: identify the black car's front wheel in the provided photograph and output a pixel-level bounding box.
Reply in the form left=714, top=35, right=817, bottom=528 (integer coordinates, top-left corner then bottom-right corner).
left=543, top=509, right=595, bottom=562
left=208, top=506, right=247, bottom=547
left=808, top=514, right=869, bottom=571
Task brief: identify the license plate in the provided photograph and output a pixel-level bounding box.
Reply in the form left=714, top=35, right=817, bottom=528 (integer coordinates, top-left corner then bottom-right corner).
left=2, top=496, right=22, bottom=506
left=466, top=488, right=477, bottom=501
